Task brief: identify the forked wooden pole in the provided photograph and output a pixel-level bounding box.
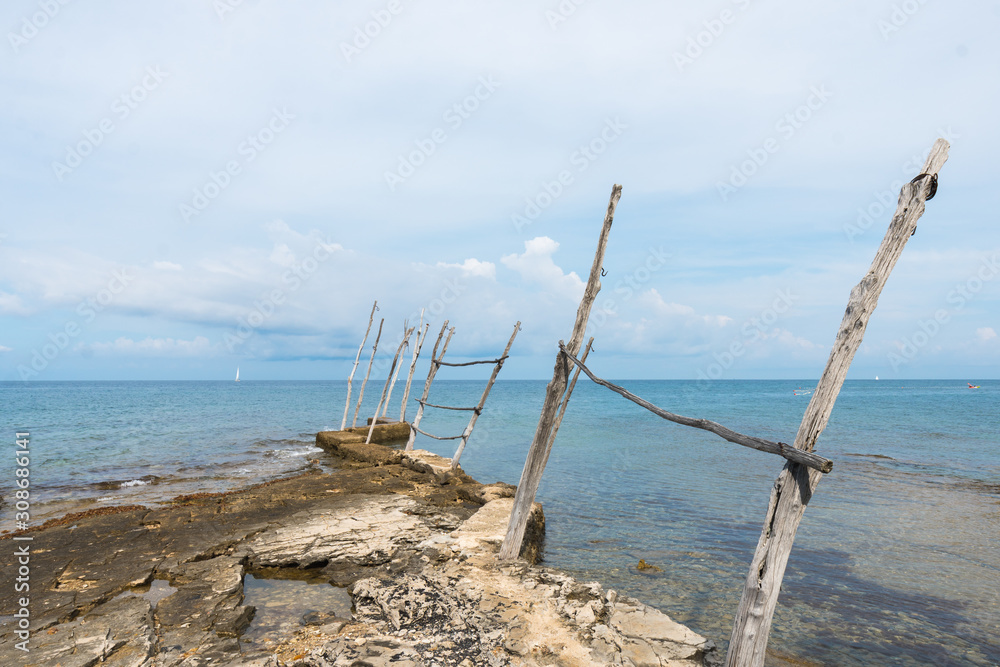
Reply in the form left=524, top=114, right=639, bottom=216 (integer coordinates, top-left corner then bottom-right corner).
left=542, top=337, right=593, bottom=469
left=405, top=322, right=454, bottom=450
left=451, top=322, right=521, bottom=470
left=726, top=139, right=949, bottom=666
left=352, top=318, right=383, bottom=428
left=500, top=184, right=622, bottom=560
left=367, top=326, right=415, bottom=444
left=341, top=300, right=377, bottom=430
left=400, top=320, right=430, bottom=422
left=382, top=324, right=415, bottom=419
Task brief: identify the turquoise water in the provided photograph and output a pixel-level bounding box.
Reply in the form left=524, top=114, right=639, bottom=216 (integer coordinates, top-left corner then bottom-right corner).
left=1, top=380, right=997, bottom=665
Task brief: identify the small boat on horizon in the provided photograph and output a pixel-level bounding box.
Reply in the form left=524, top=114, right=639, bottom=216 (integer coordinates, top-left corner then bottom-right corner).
left=236, top=367, right=240, bottom=383
left=968, top=382, right=980, bottom=389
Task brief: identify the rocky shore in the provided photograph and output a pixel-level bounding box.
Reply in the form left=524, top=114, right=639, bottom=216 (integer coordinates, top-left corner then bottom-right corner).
left=0, top=428, right=720, bottom=666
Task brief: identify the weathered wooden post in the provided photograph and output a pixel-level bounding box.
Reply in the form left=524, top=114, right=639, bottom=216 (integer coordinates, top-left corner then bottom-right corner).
left=400, top=320, right=430, bottom=422
left=725, top=139, right=949, bottom=666
left=341, top=300, right=377, bottom=430
left=405, top=322, right=455, bottom=451
left=542, top=337, right=593, bottom=468
left=451, top=322, right=521, bottom=470
left=366, top=326, right=415, bottom=444
left=352, top=318, right=383, bottom=428
left=381, top=324, right=415, bottom=419
left=500, top=184, right=623, bottom=560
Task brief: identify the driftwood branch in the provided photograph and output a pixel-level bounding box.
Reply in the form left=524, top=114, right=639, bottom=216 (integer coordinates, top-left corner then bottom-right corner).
left=726, top=138, right=950, bottom=667
left=558, top=344, right=833, bottom=473
left=500, top=184, right=622, bottom=560
left=341, top=300, right=377, bottom=430
left=436, top=358, right=508, bottom=368
left=452, top=322, right=521, bottom=470
left=352, top=318, right=383, bottom=428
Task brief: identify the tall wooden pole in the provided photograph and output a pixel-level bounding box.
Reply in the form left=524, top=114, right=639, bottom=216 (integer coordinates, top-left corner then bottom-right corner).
left=352, top=318, right=383, bottom=428
left=405, top=322, right=454, bottom=451
left=382, top=324, right=415, bottom=419
left=367, top=326, right=415, bottom=443
left=500, top=184, right=622, bottom=560
left=341, top=300, right=377, bottom=430
left=726, top=139, right=949, bottom=666
left=451, top=322, right=521, bottom=470
left=400, top=320, right=429, bottom=422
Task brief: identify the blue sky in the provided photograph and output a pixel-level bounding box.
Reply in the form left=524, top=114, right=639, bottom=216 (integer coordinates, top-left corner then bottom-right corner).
left=1, top=0, right=998, bottom=381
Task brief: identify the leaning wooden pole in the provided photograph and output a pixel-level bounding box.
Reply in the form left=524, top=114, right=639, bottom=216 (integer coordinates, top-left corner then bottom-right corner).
left=400, top=320, right=430, bottom=422
left=381, top=324, right=415, bottom=419
left=352, top=318, right=383, bottom=428
left=405, top=322, right=454, bottom=450
left=451, top=321, right=521, bottom=470
left=341, top=300, right=377, bottom=430
left=500, top=184, right=623, bottom=560
left=726, top=139, right=949, bottom=667
left=367, top=326, right=415, bottom=443
left=542, top=337, right=593, bottom=469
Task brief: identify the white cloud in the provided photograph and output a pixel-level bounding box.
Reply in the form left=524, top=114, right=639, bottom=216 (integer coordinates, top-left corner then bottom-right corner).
left=501, top=237, right=585, bottom=300
left=977, top=327, right=997, bottom=341
left=0, top=344, right=11, bottom=353
left=78, top=336, right=214, bottom=357
left=0, top=292, right=31, bottom=316
left=433, top=258, right=496, bottom=280
left=153, top=261, right=183, bottom=271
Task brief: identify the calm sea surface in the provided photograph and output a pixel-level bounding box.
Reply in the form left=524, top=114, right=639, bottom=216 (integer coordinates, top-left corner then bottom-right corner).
left=1, top=379, right=997, bottom=665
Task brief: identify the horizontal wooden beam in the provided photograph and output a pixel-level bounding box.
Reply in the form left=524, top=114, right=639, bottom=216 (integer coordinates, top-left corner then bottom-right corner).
left=412, top=426, right=464, bottom=441
left=558, top=343, right=833, bottom=473
left=435, top=357, right=508, bottom=367
left=417, top=400, right=479, bottom=412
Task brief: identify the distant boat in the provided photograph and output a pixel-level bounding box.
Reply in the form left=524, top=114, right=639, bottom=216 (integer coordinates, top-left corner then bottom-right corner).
left=968, top=383, right=980, bottom=389
left=235, top=367, right=240, bottom=383
left=875, top=375, right=879, bottom=381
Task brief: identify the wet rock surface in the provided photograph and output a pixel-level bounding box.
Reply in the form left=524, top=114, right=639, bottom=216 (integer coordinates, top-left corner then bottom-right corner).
left=1, top=437, right=718, bottom=666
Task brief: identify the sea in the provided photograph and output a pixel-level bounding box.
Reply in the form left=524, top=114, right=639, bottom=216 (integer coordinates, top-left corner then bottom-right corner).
left=1, top=379, right=997, bottom=666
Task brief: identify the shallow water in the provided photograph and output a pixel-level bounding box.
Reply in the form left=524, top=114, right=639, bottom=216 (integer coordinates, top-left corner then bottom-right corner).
left=241, top=573, right=352, bottom=651
left=2, top=379, right=997, bottom=664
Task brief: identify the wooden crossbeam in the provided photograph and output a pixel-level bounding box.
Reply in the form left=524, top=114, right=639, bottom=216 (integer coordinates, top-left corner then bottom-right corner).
left=557, top=343, right=833, bottom=473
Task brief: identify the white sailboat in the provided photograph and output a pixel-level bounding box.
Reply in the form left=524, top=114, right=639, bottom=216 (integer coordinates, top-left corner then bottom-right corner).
left=235, top=367, right=240, bottom=382
left=875, top=375, right=879, bottom=381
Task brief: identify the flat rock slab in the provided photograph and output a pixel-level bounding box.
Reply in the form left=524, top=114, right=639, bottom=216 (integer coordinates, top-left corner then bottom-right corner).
left=0, top=441, right=718, bottom=667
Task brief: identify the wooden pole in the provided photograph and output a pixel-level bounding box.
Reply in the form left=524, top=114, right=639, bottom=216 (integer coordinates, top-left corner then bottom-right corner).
left=341, top=300, right=377, bottom=430
left=352, top=318, right=383, bottom=428
left=500, top=184, right=622, bottom=560
left=451, top=322, right=521, bottom=470
left=367, top=326, right=415, bottom=444
left=400, top=320, right=430, bottom=422
left=405, top=322, right=454, bottom=451
left=381, top=324, right=415, bottom=419
left=542, top=337, right=593, bottom=469
left=725, top=139, right=950, bottom=667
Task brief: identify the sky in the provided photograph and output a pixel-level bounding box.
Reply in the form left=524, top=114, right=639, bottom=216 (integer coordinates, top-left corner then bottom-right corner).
left=1, top=0, right=998, bottom=381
